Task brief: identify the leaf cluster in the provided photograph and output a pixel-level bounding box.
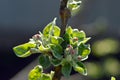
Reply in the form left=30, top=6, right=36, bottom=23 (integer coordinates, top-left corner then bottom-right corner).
left=13, top=18, right=91, bottom=79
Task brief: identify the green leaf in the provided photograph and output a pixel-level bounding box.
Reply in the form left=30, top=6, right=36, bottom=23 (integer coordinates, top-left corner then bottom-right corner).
left=53, top=26, right=60, bottom=36
left=43, top=22, right=52, bottom=37
left=66, top=55, right=72, bottom=62
left=111, top=76, right=116, bottom=80
left=43, top=18, right=60, bottom=37
left=78, top=43, right=91, bottom=58
left=50, top=36, right=64, bottom=44
left=72, top=29, right=86, bottom=39
left=81, top=37, right=91, bottom=44
left=62, top=33, right=71, bottom=49
left=50, top=58, right=61, bottom=66
left=67, top=0, right=82, bottom=16
left=66, top=26, right=73, bottom=34
left=13, top=42, right=36, bottom=57
left=39, top=55, right=51, bottom=69
left=41, top=74, right=51, bottom=80
left=29, top=65, right=54, bottom=80
left=40, top=71, right=54, bottom=80
left=28, top=65, right=43, bottom=80
left=50, top=44, right=63, bottom=59
left=73, top=62, right=87, bottom=75
left=38, top=44, right=50, bottom=53
left=62, top=62, right=72, bottom=77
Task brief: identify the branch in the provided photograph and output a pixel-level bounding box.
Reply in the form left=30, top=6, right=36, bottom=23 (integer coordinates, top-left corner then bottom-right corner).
left=60, top=0, right=71, bottom=36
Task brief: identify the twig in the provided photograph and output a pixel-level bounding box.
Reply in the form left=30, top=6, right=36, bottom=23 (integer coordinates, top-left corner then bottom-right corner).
left=60, top=0, right=71, bottom=36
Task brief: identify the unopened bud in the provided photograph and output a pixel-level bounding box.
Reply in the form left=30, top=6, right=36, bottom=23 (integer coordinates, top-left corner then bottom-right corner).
left=71, top=50, right=75, bottom=55
left=77, top=56, right=82, bottom=61
left=67, top=44, right=72, bottom=48
left=32, top=34, right=41, bottom=40
left=73, top=37, right=78, bottom=41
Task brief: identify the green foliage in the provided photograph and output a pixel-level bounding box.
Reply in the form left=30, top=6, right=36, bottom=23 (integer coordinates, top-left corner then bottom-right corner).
left=12, top=0, right=92, bottom=80
left=39, top=54, right=51, bottom=69
left=13, top=42, right=36, bottom=57
left=13, top=17, right=91, bottom=79
left=62, top=62, right=72, bottom=77
left=29, top=65, right=54, bottom=80
left=50, top=44, right=63, bottom=59
left=29, top=65, right=43, bottom=80
left=73, top=62, right=87, bottom=75
left=50, top=58, right=61, bottom=66
left=67, top=0, right=82, bottom=16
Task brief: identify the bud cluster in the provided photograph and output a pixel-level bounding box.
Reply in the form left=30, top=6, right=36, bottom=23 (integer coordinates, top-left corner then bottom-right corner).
left=65, top=44, right=83, bottom=62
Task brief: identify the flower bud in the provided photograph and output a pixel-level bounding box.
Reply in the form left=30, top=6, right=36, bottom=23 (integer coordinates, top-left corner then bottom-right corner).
left=77, top=56, right=82, bottom=61
left=71, top=49, right=75, bottom=55
left=32, top=34, right=41, bottom=40
left=67, top=44, right=72, bottom=48
left=73, top=37, right=78, bottom=42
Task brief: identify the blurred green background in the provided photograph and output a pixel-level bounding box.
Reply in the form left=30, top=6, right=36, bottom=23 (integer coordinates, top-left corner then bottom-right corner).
left=0, top=0, right=120, bottom=80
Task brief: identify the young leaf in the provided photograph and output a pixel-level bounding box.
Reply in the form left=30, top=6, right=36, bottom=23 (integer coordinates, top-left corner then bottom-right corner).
left=78, top=43, right=91, bottom=58
left=28, top=65, right=43, bottom=80
left=66, top=26, right=73, bottom=34
left=62, top=62, right=72, bottom=77
left=72, top=29, right=86, bottom=39
left=67, top=0, right=82, bottom=16
left=111, top=76, right=116, bottom=80
left=41, top=74, right=51, bottom=80
left=43, top=18, right=60, bottom=37
left=38, top=44, right=50, bottom=54
left=53, top=26, right=60, bottom=37
left=73, top=62, right=87, bottom=75
left=41, top=71, right=54, bottom=80
left=50, top=58, right=61, bottom=66
left=81, top=37, right=91, bottom=44
left=62, top=33, right=71, bottom=49
left=50, top=36, right=64, bottom=45
left=50, top=44, right=63, bottom=59
left=43, top=22, right=52, bottom=37
left=39, top=55, right=51, bottom=69
left=13, top=42, right=36, bottom=57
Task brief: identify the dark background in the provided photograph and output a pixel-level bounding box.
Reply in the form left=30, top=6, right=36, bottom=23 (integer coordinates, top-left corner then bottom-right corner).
left=0, top=0, right=120, bottom=80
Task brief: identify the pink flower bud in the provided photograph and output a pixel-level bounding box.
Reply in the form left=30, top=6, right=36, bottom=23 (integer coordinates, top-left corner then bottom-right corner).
left=67, top=44, right=71, bottom=47
left=77, top=56, right=82, bottom=61
left=32, top=34, right=41, bottom=40
left=71, top=50, right=75, bottom=55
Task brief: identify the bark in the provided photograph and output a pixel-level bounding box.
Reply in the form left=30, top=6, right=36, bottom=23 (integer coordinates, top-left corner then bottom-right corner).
left=52, top=66, right=62, bottom=80
left=53, top=0, right=71, bottom=80
left=60, top=0, right=71, bottom=36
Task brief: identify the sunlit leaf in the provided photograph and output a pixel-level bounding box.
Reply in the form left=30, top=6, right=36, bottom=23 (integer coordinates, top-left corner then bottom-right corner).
left=50, top=36, right=64, bottom=44
left=72, top=29, right=86, bottom=39
left=66, top=26, right=73, bottom=34
left=38, top=44, right=50, bottom=54
left=78, top=43, right=91, bottom=58
left=41, top=74, right=51, bottom=80
left=28, top=65, right=43, bottom=80
left=67, top=0, right=82, bottom=16
left=81, top=37, right=91, bottom=44
left=43, top=18, right=60, bottom=37
left=53, top=26, right=60, bottom=36
left=13, top=42, right=36, bottom=57
left=43, top=22, right=52, bottom=37
left=73, top=62, right=87, bottom=75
